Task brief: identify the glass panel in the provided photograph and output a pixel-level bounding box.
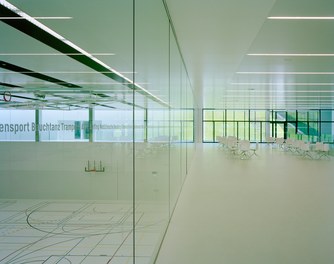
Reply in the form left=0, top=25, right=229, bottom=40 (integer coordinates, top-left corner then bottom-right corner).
left=238, top=122, right=249, bottom=140
left=250, top=122, right=259, bottom=142
left=321, top=110, right=333, bottom=121
left=148, top=110, right=169, bottom=140
left=215, top=122, right=225, bottom=138
left=136, top=0, right=173, bottom=262
left=94, top=109, right=145, bottom=142
left=298, top=111, right=308, bottom=121
left=185, top=109, right=194, bottom=121
left=287, top=122, right=297, bottom=139
left=287, top=111, right=296, bottom=121
left=297, top=121, right=308, bottom=135
left=250, top=110, right=256, bottom=121
left=274, top=123, right=284, bottom=138
left=186, top=79, right=195, bottom=175
left=309, top=122, right=319, bottom=142
left=204, top=110, right=213, bottom=120
left=0, top=110, right=35, bottom=141
left=0, top=1, right=196, bottom=263
left=226, top=110, right=234, bottom=121
left=309, top=110, right=319, bottom=122
left=169, top=30, right=182, bottom=217
left=260, top=122, right=267, bottom=142
left=321, top=122, right=332, bottom=142
left=234, top=110, right=248, bottom=121
left=203, top=122, right=214, bottom=142
left=226, top=121, right=237, bottom=137
left=213, top=109, right=224, bottom=120
left=275, top=111, right=286, bottom=121
left=0, top=0, right=134, bottom=263
left=255, top=110, right=266, bottom=121
left=182, top=121, right=194, bottom=142
left=39, top=110, right=89, bottom=142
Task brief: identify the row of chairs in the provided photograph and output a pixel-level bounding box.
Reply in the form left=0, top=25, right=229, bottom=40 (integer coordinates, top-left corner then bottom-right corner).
left=217, top=136, right=258, bottom=159
left=271, top=137, right=330, bottom=160
left=217, top=136, right=331, bottom=160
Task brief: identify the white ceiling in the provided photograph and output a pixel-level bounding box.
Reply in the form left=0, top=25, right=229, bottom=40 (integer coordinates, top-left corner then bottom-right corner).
left=1, top=0, right=334, bottom=110
left=166, top=0, right=334, bottom=109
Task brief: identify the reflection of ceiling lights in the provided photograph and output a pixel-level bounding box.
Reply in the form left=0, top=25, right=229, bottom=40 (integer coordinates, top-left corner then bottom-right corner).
left=0, top=16, right=72, bottom=19
left=0, top=71, right=135, bottom=74
left=0, top=0, right=169, bottom=107
left=0, top=53, right=115, bottom=56
left=268, top=16, right=334, bottom=20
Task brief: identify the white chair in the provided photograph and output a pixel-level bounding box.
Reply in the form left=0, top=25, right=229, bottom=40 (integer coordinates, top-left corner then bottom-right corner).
left=238, top=140, right=251, bottom=159
left=216, top=136, right=223, bottom=148
left=227, top=136, right=238, bottom=155
left=319, top=143, right=330, bottom=160
left=314, top=142, right=324, bottom=158
left=275, top=138, right=285, bottom=150
left=295, top=140, right=305, bottom=155
left=284, top=138, right=295, bottom=152
left=300, top=142, right=313, bottom=159
left=266, top=136, right=275, bottom=144
left=249, top=142, right=259, bottom=157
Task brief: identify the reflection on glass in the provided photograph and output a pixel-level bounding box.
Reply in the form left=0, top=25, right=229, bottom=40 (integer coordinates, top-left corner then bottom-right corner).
left=0, top=0, right=195, bottom=263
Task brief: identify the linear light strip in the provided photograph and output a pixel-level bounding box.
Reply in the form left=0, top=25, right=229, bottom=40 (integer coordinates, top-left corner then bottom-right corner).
left=236, top=71, right=334, bottom=75
left=222, top=95, right=334, bottom=98
left=0, top=53, right=115, bottom=56
left=225, top=90, right=334, bottom=93
left=220, top=100, right=334, bottom=102
left=231, top=83, right=334, bottom=86
left=248, top=53, right=334, bottom=56
left=268, top=16, right=334, bottom=20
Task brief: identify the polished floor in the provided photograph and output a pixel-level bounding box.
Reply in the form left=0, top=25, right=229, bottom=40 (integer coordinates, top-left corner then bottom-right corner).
left=156, top=143, right=334, bottom=264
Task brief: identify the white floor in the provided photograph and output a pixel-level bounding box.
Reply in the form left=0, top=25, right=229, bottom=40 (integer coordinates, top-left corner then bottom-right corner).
left=155, top=144, right=334, bottom=264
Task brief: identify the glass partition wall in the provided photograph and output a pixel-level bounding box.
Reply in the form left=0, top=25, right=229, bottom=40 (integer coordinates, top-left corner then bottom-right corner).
left=0, top=1, right=195, bottom=263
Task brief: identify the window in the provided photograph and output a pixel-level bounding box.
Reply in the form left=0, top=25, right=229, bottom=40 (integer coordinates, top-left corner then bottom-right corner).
left=0, top=110, right=35, bottom=141
left=39, top=110, right=89, bottom=142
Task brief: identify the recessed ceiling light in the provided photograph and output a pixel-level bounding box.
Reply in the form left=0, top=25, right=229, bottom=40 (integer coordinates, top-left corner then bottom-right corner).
left=268, top=16, right=334, bottom=20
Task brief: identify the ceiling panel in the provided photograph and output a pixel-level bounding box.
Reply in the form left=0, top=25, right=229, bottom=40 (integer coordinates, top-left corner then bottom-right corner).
left=166, top=0, right=334, bottom=109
